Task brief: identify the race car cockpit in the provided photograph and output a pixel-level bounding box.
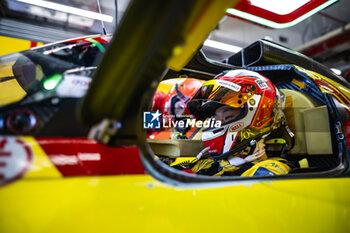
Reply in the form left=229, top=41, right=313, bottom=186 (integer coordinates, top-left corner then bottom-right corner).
left=147, top=39, right=350, bottom=177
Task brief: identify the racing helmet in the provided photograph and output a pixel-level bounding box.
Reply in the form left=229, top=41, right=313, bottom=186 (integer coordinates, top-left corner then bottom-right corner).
left=187, top=69, right=285, bottom=160
left=154, top=77, right=204, bottom=121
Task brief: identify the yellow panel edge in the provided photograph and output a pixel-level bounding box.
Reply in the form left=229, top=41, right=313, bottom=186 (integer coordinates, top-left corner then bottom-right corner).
left=167, top=0, right=240, bottom=71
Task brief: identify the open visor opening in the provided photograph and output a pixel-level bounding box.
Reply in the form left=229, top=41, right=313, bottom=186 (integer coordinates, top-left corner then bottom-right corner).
left=187, top=82, right=255, bottom=121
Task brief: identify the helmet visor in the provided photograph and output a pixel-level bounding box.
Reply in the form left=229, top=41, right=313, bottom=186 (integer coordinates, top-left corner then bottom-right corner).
left=187, top=79, right=256, bottom=120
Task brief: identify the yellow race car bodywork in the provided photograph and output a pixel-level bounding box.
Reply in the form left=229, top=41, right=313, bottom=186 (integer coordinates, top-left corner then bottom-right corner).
left=1, top=1, right=350, bottom=233
left=1, top=172, right=349, bottom=233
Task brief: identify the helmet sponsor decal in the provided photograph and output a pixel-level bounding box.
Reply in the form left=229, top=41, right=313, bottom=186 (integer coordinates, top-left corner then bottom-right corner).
left=229, top=122, right=244, bottom=132
left=216, top=80, right=241, bottom=92
left=0, top=137, right=33, bottom=185
left=239, top=128, right=255, bottom=141
left=255, top=79, right=268, bottom=89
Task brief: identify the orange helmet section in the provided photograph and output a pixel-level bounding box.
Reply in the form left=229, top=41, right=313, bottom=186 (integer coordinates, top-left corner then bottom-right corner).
left=150, top=77, right=204, bottom=140
left=152, top=77, right=204, bottom=118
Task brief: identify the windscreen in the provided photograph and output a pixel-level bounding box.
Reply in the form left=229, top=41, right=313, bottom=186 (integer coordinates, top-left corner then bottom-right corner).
left=0, top=36, right=109, bottom=107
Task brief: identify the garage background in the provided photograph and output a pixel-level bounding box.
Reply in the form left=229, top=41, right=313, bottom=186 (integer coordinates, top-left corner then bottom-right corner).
left=0, top=0, right=349, bottom=77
